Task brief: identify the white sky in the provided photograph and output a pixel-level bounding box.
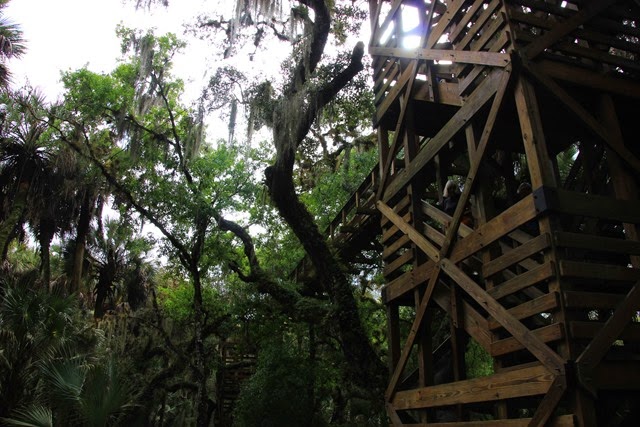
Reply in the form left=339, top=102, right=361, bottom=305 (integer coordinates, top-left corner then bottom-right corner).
left=5, top=0, right=216, bottom=101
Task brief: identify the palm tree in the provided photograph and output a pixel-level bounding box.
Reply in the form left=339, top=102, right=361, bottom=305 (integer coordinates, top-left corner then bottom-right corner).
left=0, top=88, right=73, bottom=287
left=0, top=0, right=26, bottom=88
left=0, top=88, right=54, bottom=261
left=89, top=219, right=153, bottom=318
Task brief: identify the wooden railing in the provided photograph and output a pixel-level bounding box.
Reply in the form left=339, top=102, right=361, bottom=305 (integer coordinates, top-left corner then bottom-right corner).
left=291, top=164, right=380, bottom=281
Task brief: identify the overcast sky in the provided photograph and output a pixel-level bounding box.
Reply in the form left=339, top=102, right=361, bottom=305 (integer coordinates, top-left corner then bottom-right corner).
left=5, top=0, right=215, bottom=100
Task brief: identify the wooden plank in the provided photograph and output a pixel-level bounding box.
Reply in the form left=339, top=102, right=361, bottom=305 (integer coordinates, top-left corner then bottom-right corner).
left=386, top=265, right=443, bottom=401
left=442, top=258, right=565, bottom=374
left=528, top=375, right=567, bottom=427
left=577, top=282, right=640, bottom=371
left=594, top=361, right=640, bottom=390
left=491, top=323, right=564, bottom=357
left=383, top=261, right=435, bottom=303
left=509, top=8, right=640, bottom=56
left=383, top=234, right=411, bottom=260
left=554, top=231, right=640, bottom=256
left=377, top=60, right=420, bottom=199
left=370, top=47, right=510, bottom=67
left=425, top=0, right=467, bottom=49
left=378, top=200, right=441, bottom=262
left=414, top=79, right=463, bottom=106
left=457, top=31, right=510, bottom=96
left=559, top=261, right=640, bottom=282
left=449, top=0, right=486, bottom=43
left=448, top=194, right=539, bottom=264
left=384, top=250, right=413, bottom=277
left=469, top=11, right=506, bottom=54
left=382, top=212, right=412, bottom=244
left=397, top=414, right=575, bottom=426
left=549, top=188, right=640, bottom=225
left=392, top=364, right=554, bottom=410
left=422, top=201, right=474, bottom=237
left=524, top=0, right=620, bottom=60
left=455, top=0, right=502, bottom=52
left=374, top=62, right=399, bottom=104
left=423, top=223, right=445, bottom=247
left=374, top=63, right=414, bottom=126
left=523, top=61, right=640, bottom=173
left=488, top=292, right=559, bottom=330
left=571, top=320, right=640, bottom=342
left=383, top=68, right=504, bottom=202
left=563, top=291, right=624, bottom=310
left=432, top=281, right=492, bottom=350
left=381, top=194, right=411, bottom=227
left=535, top=59, right=640, bottom=99
left=483, top=233, right=551, bottom=278
left=371, top=0, right=403, bottom=48
left=551, top=40, right=640, bottom=73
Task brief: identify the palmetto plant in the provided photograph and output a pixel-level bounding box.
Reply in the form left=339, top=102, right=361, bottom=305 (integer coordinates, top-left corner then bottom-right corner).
left=0, top=273, right=135, bottom=426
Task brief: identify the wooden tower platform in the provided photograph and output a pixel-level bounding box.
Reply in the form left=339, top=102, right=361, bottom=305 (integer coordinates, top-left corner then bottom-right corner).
left=367, top=0, right=640, bottom=425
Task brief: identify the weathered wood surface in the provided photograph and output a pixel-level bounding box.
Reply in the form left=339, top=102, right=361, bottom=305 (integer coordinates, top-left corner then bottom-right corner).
left=392, top=364, right=554, bottom=409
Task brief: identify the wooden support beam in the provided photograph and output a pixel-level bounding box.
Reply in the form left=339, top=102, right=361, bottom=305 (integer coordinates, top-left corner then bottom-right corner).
left=441, top=258, right=565, bottom=375
left=370, top=47, right=510, bottom=67
left=377, top=61, right=419, bottom=199
left=392, top=364, right=554, bottom=410
left=559, top=260, right=640, bottom=282
left=576, top=280, right=640, bottom=376
left=378, top=200, right=441, bottom=262
left=522, top=59, right=640, bottom=173
left=514, top=75, right=558, bottom=189
left=553, top=231, right=640, bottom=256
left=483, top=233, right=550, bottom=279
left=488, top=261, right=555, bottom=301
left=491, top=323, right=564, bottom=357
left=488, top=292, right=559, bottom=330
left=524, top=0, right=620, bottom=60
left=527, top=375, right=567, bottom=427
left=383, top=68, right=505, bottom=202
left=385, top=265, right=442, bottom=401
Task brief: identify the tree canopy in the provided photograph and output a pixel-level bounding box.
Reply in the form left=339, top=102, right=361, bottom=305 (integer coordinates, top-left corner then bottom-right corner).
left=0, top=1, right=400, bottom=426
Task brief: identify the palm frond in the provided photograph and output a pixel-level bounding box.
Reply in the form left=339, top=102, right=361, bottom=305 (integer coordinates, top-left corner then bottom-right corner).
left=1, top=405, right=53, bottom=427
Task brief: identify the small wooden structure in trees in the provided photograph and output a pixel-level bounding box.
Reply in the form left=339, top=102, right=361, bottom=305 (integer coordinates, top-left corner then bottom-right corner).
left=367, top=0, right=640, bottom=425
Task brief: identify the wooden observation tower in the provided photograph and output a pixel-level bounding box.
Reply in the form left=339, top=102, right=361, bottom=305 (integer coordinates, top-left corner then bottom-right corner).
left=367, top=0, right=640, bottom=425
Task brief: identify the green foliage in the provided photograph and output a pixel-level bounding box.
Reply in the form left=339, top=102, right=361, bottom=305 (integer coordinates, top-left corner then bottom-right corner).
left=156, top=273, right=227, bottom=323
left=0, top=277, right=134, bottom=425
left=465, top=339, right=494, bottom=378
left=233, top=341, right=317, bottom=427
left=300, top=148, right=377, bottom=229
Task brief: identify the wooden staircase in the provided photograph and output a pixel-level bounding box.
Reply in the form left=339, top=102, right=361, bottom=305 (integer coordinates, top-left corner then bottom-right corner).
left=215, top=341, right=257, bottom=426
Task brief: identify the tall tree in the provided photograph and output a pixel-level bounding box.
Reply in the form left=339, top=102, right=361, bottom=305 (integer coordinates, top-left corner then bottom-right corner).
left=56, top=29, right=268, bottom=426
left=0, top=88, right=59, bottom=268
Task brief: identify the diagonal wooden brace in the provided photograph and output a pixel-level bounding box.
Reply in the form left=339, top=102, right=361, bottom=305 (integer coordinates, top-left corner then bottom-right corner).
left=440, top=258, right=566, bottom=376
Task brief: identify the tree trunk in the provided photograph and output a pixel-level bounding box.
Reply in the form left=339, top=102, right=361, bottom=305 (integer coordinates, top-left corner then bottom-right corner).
left=71, top=191, right=94, bottom=294
left=267, top=130, right=386, bottom=395
left=191, top=265, right=210, bottom=427
left=38, top=217, right=55, bottom=286
left=0, top=180, right=29, bottom=260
